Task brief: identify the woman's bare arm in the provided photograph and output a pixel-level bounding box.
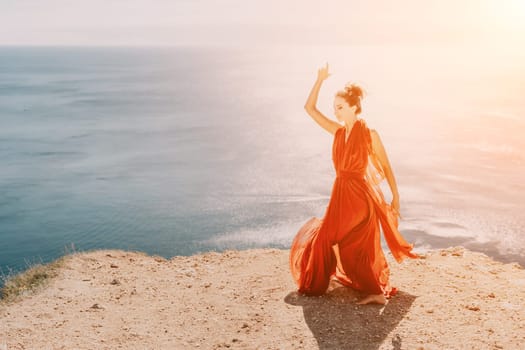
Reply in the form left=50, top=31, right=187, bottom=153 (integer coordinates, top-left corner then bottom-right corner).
left=370, top=129, right=400, bottom=214
left=304, top=64, right=341, bottom=135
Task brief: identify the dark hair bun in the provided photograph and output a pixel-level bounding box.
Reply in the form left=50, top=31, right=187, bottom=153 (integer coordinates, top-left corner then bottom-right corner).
left=337, top=83, right=365, bottom=114
left=344, top=83, right=364, bottom=99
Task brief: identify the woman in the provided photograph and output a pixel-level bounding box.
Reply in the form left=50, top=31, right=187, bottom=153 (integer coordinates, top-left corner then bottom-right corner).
left=289, top=63, right=418, bottom=305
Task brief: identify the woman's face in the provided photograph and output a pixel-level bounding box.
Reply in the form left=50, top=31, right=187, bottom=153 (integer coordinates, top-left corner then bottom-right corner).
left=333, top=96, right=357, bottom=122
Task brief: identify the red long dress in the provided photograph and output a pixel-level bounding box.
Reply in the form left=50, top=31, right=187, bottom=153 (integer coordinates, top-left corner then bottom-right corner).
left=290, top=119, right=418, bottom=297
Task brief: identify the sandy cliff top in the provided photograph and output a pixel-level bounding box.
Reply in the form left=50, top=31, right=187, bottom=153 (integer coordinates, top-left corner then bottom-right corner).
left=1, top=247, right=524, bottom=349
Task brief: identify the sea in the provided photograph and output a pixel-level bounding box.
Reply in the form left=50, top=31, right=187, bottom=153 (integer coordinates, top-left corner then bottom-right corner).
left=1, top=44, right=524, bottom=287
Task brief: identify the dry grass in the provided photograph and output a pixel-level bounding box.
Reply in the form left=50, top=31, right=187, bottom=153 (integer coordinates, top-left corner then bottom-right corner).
left=0, top=246, right=167, bottom=305
left=0, top=244, right=77, bottom=304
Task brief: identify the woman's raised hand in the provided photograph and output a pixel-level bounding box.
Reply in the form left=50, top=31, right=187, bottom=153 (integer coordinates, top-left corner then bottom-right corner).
left=317, top=63, right=331, bottom=82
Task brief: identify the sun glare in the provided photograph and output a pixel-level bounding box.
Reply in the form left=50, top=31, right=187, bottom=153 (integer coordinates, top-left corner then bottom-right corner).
left=486, top=0, right=525, bottom=27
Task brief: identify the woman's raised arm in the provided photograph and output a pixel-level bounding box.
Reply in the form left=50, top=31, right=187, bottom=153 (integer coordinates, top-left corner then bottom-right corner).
left=304, top=63, right=341, bottom=135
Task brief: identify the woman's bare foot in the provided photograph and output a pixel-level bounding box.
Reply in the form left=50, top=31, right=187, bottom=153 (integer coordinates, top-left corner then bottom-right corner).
left=356, top=293, right=387, bottom=305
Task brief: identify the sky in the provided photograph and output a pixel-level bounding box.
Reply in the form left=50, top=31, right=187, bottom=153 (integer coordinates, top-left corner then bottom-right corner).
left=0, top=0, right=524, bottom=46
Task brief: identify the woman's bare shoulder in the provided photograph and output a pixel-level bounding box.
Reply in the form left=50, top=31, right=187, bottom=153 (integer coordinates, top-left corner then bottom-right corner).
left=369, top=129, right=382, bottom=149
left=327, top=123, right=342, bottom=135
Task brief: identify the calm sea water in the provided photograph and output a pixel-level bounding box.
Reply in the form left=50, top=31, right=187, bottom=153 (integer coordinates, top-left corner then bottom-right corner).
left=1, top=45, right=524, bottom=286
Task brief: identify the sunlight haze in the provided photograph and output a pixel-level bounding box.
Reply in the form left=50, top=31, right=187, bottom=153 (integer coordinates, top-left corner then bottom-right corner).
left=1, top=0, right=524, bottom=47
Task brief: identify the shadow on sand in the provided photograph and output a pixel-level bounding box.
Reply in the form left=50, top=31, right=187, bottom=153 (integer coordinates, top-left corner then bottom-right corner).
left=284, top=281, right=416, bottom=350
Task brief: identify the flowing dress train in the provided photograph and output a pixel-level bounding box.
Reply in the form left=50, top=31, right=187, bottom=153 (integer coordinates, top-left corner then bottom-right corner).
left=289, top=119, right=418, bottom=297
